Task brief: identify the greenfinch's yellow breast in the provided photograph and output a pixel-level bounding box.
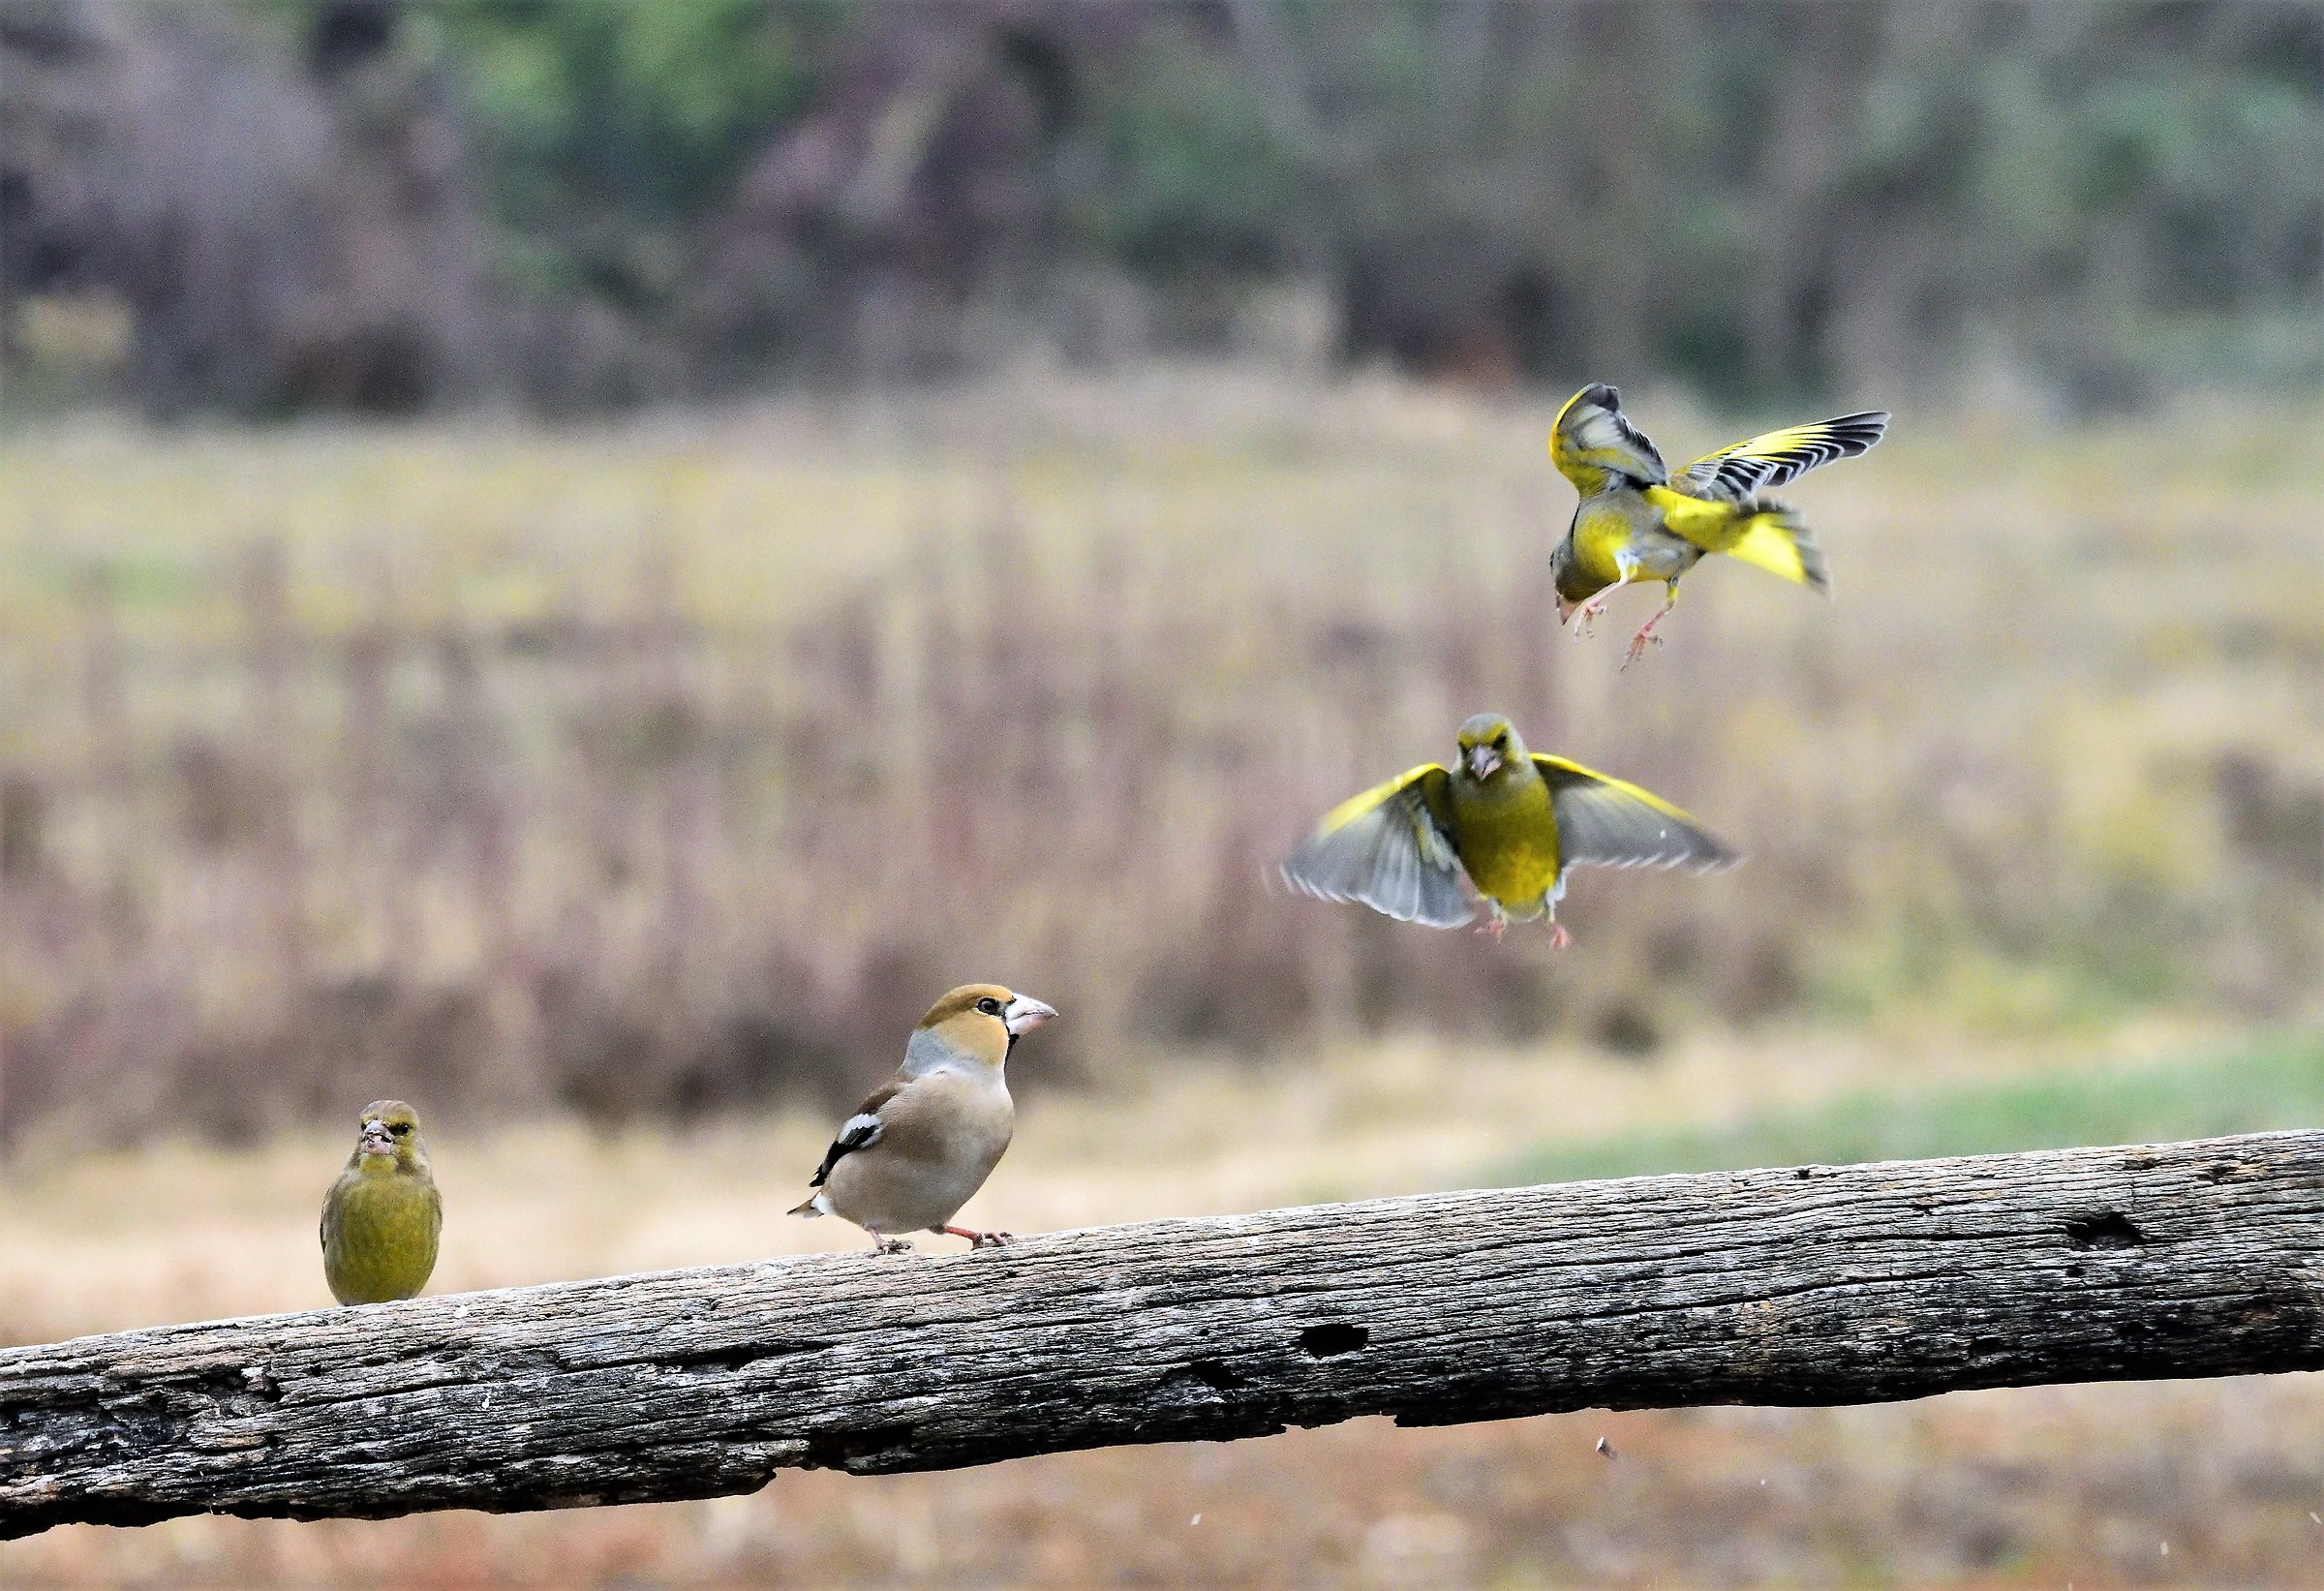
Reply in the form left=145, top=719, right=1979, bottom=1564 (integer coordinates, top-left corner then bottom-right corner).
left=1446, top=774, right=1562, bottom=910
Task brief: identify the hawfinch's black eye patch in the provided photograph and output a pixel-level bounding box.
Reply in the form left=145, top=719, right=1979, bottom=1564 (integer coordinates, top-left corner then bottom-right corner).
left=976, top=996, right=1003, bottom=1016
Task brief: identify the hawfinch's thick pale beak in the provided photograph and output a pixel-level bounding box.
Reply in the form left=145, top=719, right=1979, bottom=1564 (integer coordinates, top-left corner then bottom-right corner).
left=1003, top=995, right=1057, bottom=1035
left=1465, top=744, right=1502, bottom=780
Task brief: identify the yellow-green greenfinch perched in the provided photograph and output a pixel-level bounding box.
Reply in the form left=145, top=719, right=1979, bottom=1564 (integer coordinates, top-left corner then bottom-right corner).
left=320, top=1099, right=442, bottom=1305
left=1548, top=382, right=1889, bottom=663
left=790, top=984, right=1055, bottom=1253
left=1282, top=713, right=1736, bottom=945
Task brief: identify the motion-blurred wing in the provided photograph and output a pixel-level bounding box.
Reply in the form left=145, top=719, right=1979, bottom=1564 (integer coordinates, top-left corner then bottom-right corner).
left=1550, top=383, right=1668, bottom=495
left=1535, top=756, right=1739, bottom=872
left=1282, top=764, right=1473, bottom=928
left=1677, top=412, right=1890, bottom=502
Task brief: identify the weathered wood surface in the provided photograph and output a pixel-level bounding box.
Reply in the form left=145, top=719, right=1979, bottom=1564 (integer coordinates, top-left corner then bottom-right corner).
left=6, top=1130, right=2323, bottom=1538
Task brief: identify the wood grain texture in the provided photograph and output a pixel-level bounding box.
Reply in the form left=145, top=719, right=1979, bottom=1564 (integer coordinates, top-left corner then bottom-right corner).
left=7, top=1131, right=2324, bottom=1538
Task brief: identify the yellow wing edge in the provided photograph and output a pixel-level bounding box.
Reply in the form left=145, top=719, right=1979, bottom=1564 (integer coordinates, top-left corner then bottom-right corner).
left=1313, top=763, right=1446, bottom=837
left=1530, top=753, right=1707, bottom=827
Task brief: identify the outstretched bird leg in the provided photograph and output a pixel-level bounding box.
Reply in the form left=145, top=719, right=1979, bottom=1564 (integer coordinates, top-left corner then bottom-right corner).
left=939, top=1225, right=1014, bottom=1248
left=1622, top=588, right=1679, bottom=668
left=1571, top=571, right=1636, bottom=641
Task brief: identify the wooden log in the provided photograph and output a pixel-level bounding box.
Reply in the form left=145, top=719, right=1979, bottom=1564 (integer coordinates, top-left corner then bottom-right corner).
left=6, top=1130, right=2322, bottom=1538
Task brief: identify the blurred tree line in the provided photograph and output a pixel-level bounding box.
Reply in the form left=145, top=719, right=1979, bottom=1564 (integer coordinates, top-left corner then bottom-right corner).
left=4, top=0, right=2320, bottom=416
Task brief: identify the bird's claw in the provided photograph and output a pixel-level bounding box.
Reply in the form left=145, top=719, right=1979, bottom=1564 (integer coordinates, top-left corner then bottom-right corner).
left=1475, top=917, right=1508, bottom=940
left=1621, top=629, right=1663, bottom=669
left=1549, top=922, right=1572, bottom=951
left=971, top=1230, right=1014, bottom=1249
left=1570, top=597, right=1608, bottom=640
left=871, top=1235, right=913, bottom=1255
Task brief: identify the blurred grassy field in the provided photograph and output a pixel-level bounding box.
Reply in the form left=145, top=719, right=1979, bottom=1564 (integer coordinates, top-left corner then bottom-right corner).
left=6, top=369, right=2324, bottom=1147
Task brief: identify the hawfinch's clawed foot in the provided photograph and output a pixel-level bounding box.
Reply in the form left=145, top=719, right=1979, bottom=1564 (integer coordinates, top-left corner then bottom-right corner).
left=941, top=1224, right=1013, bottom=1248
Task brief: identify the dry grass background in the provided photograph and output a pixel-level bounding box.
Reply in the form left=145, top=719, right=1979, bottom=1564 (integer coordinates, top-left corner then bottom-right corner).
left=4, top=367, right=2322, bottom=1144
left=6, top=366, right=2324, bottom=1584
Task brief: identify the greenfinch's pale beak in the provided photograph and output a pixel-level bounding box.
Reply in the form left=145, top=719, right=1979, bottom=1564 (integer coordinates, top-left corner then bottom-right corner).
left=1555, top=596, right=1578, bottom=626
left=1465, top=744, right=1503, bottom=780
left=358, top=1119, right=395, bottom=1157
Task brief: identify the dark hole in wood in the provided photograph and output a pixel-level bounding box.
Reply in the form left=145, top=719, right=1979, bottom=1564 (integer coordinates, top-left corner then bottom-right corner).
left=1174, top=1360, right=1242, bottom=1392
left=1299, top=1324, right=1370, bottom=1358
left=2064, top=1211, right=2145, bottom=1249
left=803, top=1423, right=919, bottom=1468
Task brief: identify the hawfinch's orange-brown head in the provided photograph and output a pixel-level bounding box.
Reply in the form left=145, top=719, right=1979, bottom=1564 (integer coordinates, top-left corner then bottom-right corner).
left=913, top=984, right=1057, bottom=1071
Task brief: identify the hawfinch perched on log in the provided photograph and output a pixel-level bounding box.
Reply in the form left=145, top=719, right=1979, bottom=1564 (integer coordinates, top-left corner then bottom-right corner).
left=790, top=984, right=1055, bottom=1252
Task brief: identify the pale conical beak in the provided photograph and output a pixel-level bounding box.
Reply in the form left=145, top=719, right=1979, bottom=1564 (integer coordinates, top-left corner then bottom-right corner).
left=1555, top=597, right=1577, bottom=626
left=1465, top=745, right=1502, bottom=780
left=358, top=1120, right=394, bottom=1156
left=1003, top=995, right=1057, bottom=1035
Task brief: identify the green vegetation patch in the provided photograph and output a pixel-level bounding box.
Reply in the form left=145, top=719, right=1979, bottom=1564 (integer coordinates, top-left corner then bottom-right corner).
left=1493, top=1032, right=2324, bottom=1186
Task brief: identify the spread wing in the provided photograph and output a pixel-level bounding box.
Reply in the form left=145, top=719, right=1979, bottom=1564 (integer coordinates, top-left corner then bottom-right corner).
left=1535, top=755, right=1740, bottom=872
left=1676, top=412, right=1889, bottom=503
left=1550, top=383, right=1668, bottom=495
left=809, top=1081, right=901, bottom=1186
left=1281, top=764, right=1473, bottom=928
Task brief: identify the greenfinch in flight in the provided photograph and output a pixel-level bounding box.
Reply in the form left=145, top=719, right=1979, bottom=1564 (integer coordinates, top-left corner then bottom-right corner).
left=1547, top=383, right=1889, bottom=663
left=790, top=984, right=1056, bottom=1253
left=1282, top=713, right=1736, bottom=945
left=320, top=1099, right=442, bottom=1305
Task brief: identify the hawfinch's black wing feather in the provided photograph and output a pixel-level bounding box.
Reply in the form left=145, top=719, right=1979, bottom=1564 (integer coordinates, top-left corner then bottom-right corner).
left=1535, top=755, right=1739, bottom=872
left=809, top=1080, right=901, bottom=1186
left=1281, top=764, right=1473, bottom=928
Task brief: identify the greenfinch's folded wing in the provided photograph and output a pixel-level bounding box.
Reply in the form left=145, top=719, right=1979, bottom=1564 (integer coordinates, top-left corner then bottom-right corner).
left=1676, top=412, right=1889, bottom=502
left=1282, top=764, right=1473, bottom=927
left=1534, top=755, right=1740, bottom=872
left=1550, top=383, right=1668, bottom=495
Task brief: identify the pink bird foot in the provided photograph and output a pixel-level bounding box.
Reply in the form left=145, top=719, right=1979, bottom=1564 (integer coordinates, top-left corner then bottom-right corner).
left=1549, top=922, right=1572, bottom=950
left=941, top=1225, right=1014, bottom=1248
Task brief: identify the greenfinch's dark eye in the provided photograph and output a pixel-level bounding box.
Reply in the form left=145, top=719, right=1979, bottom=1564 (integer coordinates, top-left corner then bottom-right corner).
left=976, top=996, right=1002, bottom=1016
left=390, top=1122, right=412, bottom=1136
